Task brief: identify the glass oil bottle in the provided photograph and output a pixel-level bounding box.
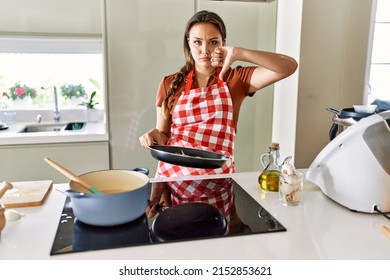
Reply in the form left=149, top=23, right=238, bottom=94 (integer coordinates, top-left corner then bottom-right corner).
left=258, top=142, right=281, bottom=192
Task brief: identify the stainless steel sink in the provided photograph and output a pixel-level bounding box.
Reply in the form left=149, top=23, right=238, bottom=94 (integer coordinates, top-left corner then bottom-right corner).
left=18, top=122, right=86, bottom=133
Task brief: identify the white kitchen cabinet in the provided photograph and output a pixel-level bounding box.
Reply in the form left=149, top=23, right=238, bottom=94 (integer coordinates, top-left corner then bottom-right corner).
left=0, top=0, right=102, bottom=35
left=0, top=141, right=109, bottom=183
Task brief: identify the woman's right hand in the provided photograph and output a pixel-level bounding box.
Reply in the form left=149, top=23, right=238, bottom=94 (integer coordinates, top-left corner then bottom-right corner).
left=139, top=128, right=169, bottom=148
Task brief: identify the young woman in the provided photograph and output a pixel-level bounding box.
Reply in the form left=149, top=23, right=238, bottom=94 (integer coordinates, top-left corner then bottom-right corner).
left=139, top=10, right=298, bottom=178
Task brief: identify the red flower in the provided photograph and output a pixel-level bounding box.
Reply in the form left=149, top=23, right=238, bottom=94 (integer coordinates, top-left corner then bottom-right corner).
left=15, top=87, right=26, bottom=97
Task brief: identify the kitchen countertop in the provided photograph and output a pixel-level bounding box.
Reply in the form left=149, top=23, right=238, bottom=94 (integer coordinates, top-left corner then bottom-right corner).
left=1, top=171, right=389, bottom=260
left=0, top=120, right=108, bottom=145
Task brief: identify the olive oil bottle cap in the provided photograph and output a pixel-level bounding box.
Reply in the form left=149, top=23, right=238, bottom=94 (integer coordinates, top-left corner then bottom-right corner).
left=270, top=142, right=280, bottom=150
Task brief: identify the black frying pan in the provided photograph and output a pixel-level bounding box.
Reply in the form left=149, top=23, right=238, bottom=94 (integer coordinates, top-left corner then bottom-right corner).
left=149, top=145, right=229, bottom=169
left=149, top=202, right=227, bottom=243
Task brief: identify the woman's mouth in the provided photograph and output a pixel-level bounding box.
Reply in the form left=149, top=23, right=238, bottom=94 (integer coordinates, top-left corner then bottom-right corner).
left=199, top=57, right=211, bottom=62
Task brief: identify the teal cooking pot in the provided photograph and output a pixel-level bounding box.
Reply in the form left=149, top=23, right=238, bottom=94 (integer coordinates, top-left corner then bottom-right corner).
left=66, top=168, right=150, bottom=226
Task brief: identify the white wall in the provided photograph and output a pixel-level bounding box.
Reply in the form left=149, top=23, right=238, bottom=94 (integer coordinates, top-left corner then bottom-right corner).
left=295, top=0, right=374, bottom=168
left=272, top=0, right=303, bottom=165
left=104, top=0, right=194, bottom=174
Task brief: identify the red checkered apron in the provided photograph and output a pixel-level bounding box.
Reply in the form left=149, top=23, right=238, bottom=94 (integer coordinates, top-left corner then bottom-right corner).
left=167, top=178, right=234, bottom=224
left=156, top=67, right=235, bottom=222
left=156, top=67, right=235, bottom=177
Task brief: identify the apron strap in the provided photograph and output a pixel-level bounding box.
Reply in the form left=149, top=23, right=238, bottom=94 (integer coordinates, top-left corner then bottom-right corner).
left=185, top=67, right=223, bottom=93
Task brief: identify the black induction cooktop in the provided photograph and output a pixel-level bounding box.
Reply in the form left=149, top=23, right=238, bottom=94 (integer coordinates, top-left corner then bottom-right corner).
left=50, top=177, right=286, bottom=255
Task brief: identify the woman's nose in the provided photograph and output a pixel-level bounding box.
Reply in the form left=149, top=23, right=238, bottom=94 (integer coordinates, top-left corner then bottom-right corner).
left=201, top=45, right=210, bottom=54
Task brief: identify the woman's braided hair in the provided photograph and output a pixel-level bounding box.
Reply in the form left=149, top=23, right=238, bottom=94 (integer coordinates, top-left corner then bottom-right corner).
left=161, top=10, right=227, bottom=118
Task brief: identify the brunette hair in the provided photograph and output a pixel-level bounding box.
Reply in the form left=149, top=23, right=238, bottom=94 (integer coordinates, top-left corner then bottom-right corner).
left=161, top=10, right=227, bottom=118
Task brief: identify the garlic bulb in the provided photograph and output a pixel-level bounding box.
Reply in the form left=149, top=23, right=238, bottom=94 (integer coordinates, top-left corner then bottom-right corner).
left=280, top=159, right=303, bottom=206
left=4, top=209, right=25, bottom=221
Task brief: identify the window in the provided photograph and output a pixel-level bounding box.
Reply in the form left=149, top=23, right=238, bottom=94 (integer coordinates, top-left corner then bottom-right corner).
left=0, top=36, right=104, bottom=110
left=367, top=0, right=390, bottom=105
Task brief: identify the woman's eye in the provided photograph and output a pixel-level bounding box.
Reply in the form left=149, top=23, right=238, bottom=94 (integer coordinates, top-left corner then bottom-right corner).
left=210, top=41, right=218, bottom=45
left=193, top=40, right=201, bottom=45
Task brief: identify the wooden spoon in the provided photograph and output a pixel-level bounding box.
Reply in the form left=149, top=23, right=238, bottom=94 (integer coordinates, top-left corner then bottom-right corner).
left=44, top=157, right=102, bottom=194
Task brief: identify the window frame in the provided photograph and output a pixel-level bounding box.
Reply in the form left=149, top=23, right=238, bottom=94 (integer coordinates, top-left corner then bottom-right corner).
left=0, top=35, right=104, bottom=110
left=364, top=0, right=390, bottom=104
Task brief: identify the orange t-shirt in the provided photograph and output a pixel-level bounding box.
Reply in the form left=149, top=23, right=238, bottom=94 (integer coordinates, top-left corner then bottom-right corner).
left=156, top=66, right=257, bottom=130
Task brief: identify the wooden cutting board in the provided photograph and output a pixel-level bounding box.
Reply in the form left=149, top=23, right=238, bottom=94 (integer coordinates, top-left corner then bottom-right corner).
left=0, top=180, right=53, bottom=208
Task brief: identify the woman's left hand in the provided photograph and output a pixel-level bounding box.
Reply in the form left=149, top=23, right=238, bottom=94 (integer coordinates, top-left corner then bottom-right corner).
left=211, top=46, right=235, bottom=80
left=211, top=46, right=298, bottom=91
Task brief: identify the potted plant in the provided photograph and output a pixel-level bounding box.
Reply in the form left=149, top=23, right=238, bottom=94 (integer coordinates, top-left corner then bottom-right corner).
left=3, top=82, right=37, bottom=109
left=79, top=91, right=99, bottom=122
left=60, top=83, right=87, bottom=107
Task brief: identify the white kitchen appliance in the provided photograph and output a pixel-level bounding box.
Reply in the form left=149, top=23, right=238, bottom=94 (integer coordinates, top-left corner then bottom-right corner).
left=306, top=110, right=390, bottom=213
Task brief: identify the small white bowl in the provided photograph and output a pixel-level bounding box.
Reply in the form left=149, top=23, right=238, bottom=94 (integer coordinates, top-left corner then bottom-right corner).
left=353, top=104, right=377, bottom=114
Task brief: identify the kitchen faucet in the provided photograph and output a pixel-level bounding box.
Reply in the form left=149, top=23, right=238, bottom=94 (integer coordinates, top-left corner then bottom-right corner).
left=53, top=86, right=60, bottom=122
left=41, top=86, right=60, bottom=122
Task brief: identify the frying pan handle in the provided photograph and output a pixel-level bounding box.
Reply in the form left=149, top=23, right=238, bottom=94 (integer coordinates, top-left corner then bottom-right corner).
left=132, top=167, right=149, bottom=176
left=329, top=123, right=338, bottom=141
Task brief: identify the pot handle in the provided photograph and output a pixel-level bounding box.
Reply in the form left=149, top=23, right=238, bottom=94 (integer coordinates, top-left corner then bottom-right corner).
left=132, top=167, right=149, bottom=176
left=65, top=189, right=88, bottom=198
left=326, top=107, right=340, bottom=116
